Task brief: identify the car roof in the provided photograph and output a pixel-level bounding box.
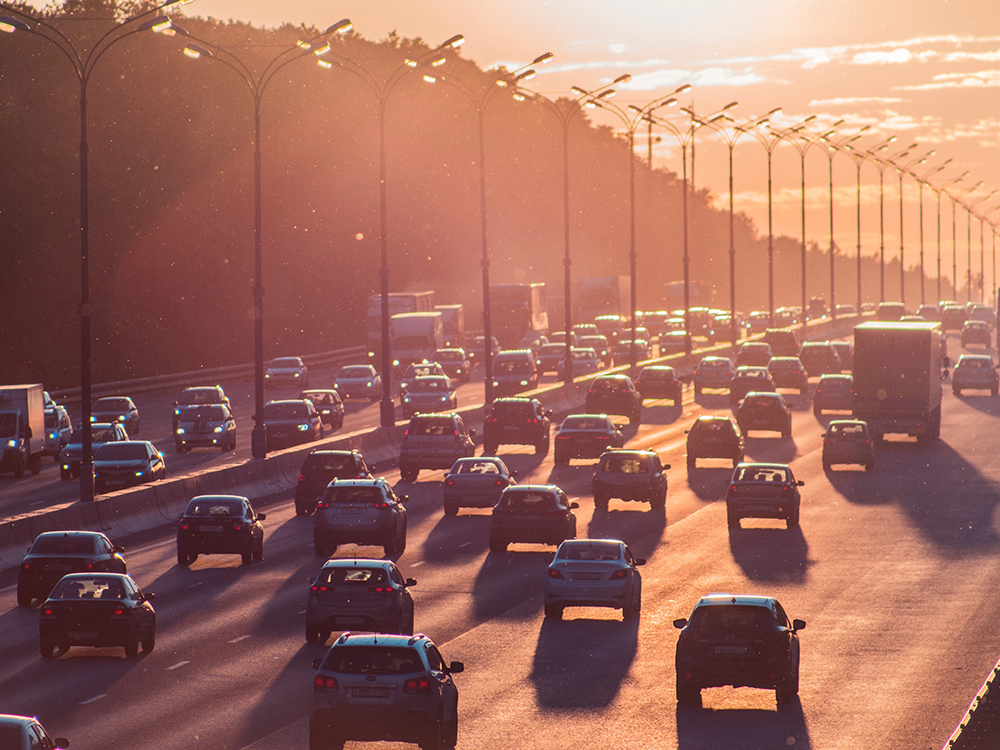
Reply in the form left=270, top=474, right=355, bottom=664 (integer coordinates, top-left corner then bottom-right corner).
left=502, top=484, right=561, bottom=492
left=601, top=449, right=656, bottom=458
left=36, top=530, right=104, bottom=539
left=699, top=356, right=732, bottom=364
left=321, top=558, right=395, bottom=571
left=301, top=389, right=337, bottom=394
left=329, top=478, right=387, bottom=488
left=0, top=715, right=38, bottom=728
left=594, top=374, right=629, bottom=381
left=959, top=354, right=993, bottom=361
left=769, top=356, right=801, bottom=363
left=558, top=538, right=624, bottom=548
left=183, top=386, right=222, bottom=392
left=265, top=399, right=311, bottom=406
left=639, top=365, right=676, bottom=373
left=735, top=462, right=791, bottom=471
left=829, top=419, right=867, bottom=427
left=56, top=572, right=131, bottom=582
left=189, top=494, right=249, bottom=503
left=695, top=594, right=776, bottom=608
left=694, top=415, right=732, bottom=422
left=308, top=449, right=362, bottom=457
left=494, top=397, right=532, bottom=404
left=818, top=374, right=852, bottom=381
left=330, top=633, right=429, bottom=649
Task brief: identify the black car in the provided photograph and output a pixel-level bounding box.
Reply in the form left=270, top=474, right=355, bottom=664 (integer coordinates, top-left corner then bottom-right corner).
left=798, top=341, right=841, bottom=377
left=726, top=462, right=803, bottom=527
left=767, top=357, right=808, bottom=394
left=488, top=484, right=578, bottom=552
left=90, top=395, right=140, bottom=436
left=312, top=478, right=408, bottom=558
left=763, top=328, right=799, bottom=357
left=39, top=573, right=156, bottom=659
left=554, top=414, right=624, bottom=466
left=813, top=374, right=854, bottom=415
left=173, top=385, right=230, bottom=430
left=941, top=305, right=969, bottom=332
left=585, top=375, right=642, bottom=423
left=592, top=449, right=669, bottom=511
left=93, top=440, right=166, bottom=493
left=674, top=594, right=805, bottom=705
left=735, top=342, right=773, bottom=368
left=261, top=399, right=323, bottom=450
left=176, top=495, right=266, bottom=566
left=636, top=366, right=683, bottom=404
left=174, top=403, right=237, bottom=453
left=60, top=422, right=129, bottom=480
left=686, top=416, right=744, bottom=469
left=823, top=419, right=875, bottom=471
left=483, top=397, right=552, bottom=455
left=736, top=392, right=792, bottom=437
left=433, top=347, right=471, bottom=382
left=299, top=389, right=345, bottom=429
left=962, top=320, right=992, bottom=348
left=729, top=367, right=776, bottom=406
left=18, top=531, right=127, bottom=607
left=294, top=449, right=373, bottom=516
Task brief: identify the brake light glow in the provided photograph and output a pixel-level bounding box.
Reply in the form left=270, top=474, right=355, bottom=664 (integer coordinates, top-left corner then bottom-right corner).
left=233, top=524, right=243, bottom=531
left=369, top=586, right=393, bottom=593
left=311, top=584, right=330, bottom=593
left=547, top=568, right=564, bottom=579
left=404, top=676, right=431, bottom=694
left=445, top=478, right=455, bottom=486
left=316, top=501, right=329, bottom=510
left=299, top=474, right=306, bottom=482
left=42, top=607, right=53, bottom=616
left=21, top=562, right=29, bottom=570
left=180, top=522, right=191, bottom=531
left=314, top=675, right=339, bottom=692
left=609, top=569, right=628, bottom=580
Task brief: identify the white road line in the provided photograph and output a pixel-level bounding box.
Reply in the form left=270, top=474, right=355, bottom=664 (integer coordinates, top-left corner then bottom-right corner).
left=166, top=660, right=190, bottom=671
left=79, top=694, right=107, bottom=705
left=297, top=610, right=307, bottom=615
left=228, top=635, right=251, bottom=644
left=409, top=561, right=426, bottom=567
left=187, top=582, right=204, bottom=589
left=457, top=542, right=472, bottom=548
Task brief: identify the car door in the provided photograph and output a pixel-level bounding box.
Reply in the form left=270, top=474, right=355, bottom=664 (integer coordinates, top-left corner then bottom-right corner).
left=425, top=645, right=459, bottom=716
left=623, top=545, right=641, bottom=599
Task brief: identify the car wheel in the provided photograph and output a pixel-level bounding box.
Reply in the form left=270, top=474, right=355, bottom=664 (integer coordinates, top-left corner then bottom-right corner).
left=799, top=387, right=806, bottom=396
left=295, top=500, right=308, bottom=517
left=787, top=507, right=800, bottom=528
left=306, top=625, right=324, bottom=644
left=631, top=408, right=641, bottom=425
left=727, top=508, right=740, bottom=528
left=652, top=488, right=667, bottom=511
left=554, top=450, right=568, bottom=466
left=594, top=493, right=609, bottom=512
left=12, top=455, right=24, bottom=479
left=535, top=437, right=549, bottom=455
left=813, top=404, right=821, bottom=417
left=60, top=468, right=71, bottom=481
left=40, top=640, right=56, bottom=659
left=544, top=604, right=563, bottom=620
left=124, top=628, right=139, bottom=658
left=676, top=680, right=701, bottom=704
left=483, top=443, right=498, bottom=456
left=489, top=537, right=508, bottom=553
left=775, top=674, right=793, bottom=705
left=687, top=455, right=696, bottom=470
left=823, top=459, right=832, bottom=471
left=623, top=595, right=641, bottom=620
left=253, top=538, right=264, bottom=562
left=694, top=385, right=702, bottom=396
left=141, top=628, right=156, bottom=653
left=177, top=546, right=192, bottom=566
left=865, top=459, right=874, bottom=472
left=241, top=545, right=253, bottom=565
left=444, top=501, right=458, bottom=517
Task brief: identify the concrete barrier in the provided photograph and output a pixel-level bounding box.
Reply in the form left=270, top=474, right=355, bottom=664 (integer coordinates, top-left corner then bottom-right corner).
left=945, top=659, right=1000, bottom=749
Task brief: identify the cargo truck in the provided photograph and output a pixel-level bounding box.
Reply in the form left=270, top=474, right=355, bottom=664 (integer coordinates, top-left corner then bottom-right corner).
left=491, top=283, right=548, bottom=348
left=0, top=384, right=45, bottom=477
left=367, top=291, right=435, bottom=367
left=434, top=304, right=465, bottom=348
left=578, top=276, right=629, bottom=324
left=853, top=321, right=946, bottom=443
left=390, top=312, right=445, bottom=372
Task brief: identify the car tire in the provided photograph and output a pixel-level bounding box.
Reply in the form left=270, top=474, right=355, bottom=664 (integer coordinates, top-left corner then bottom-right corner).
left=535, top=437, right=549, bottom=456
left=141, top=628, right=155, bottom=653
left=29, top=454, right=41, bottom=475
left=865, top=460, right=874, bottom=472
left=177, top=546, right=191, bottom=566
left=823, top=459, right=832, bottom=471
left=813, top=404, right=821, bottom=417
left=623, top=596, right=641, bottom=620
left=594, top=493, right=609, bottom=513
left=554, top=450, right=568, bottom=467
left=306, top=625, right=324, bottom=644
left=652, top=488, right=667, bottom=511
left=60, top=467, right=71, bottom=481
left=727, top=508, right=740, bottom=528
left=544, top=604, right=563, bottom=620
left=687, top=455, right=696, bottom=470
left=483, top=443, right=498, bottom=456
left=241, top=545, right=253, bottom=565
left=253, top=538, right=263, bottom=562
left=17, top=586, right=32, bottom=607
left=444, top=502, right=458, bottom=517
left=676, top=680, right=701, bottom=704
left=40, top=640, right=56, bottom=659
left=124, top=628, right=139, bottom=658
left=295, top=500, right=308, bottom=517
left=489, top=537, right=507, bottom=553
left=694, top=385, right=702, bottom=396
left=775, top=674, right=794, bottom=705
left=12, top=455, right=24, bottom=479
left=422, top=717, right=446, bottom=750
left=787, top=506, right=800, bottom=528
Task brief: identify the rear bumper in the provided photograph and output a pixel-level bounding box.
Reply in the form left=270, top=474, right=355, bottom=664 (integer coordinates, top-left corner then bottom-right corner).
left=311, top=707, right=435, bottom=745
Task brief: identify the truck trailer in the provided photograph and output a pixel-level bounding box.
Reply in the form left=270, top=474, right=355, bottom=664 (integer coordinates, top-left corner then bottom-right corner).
left=434, top=304, right=465, bottom=348
left=578, top=276, right=630, bottom=324
left=490, top=283, right=548, bottom=348
left=0, top=384, right=45, bottom=477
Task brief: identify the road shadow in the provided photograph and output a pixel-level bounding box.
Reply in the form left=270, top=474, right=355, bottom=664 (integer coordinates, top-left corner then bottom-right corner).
left=728, top=524, right=810, bottom=583
left=676, top=697, right=812, bottom=749
left=694, top=392, right=731, bottom=414
left=953, top=391, right=1000, bottom=415
left=420, top=513, right=490, bottom=563
left=587, top=506, right=666, bottom=560
left=743, top=437, right=798, bottom=465
left=472, top=549, right=551, bottom=620
left=641, top=402, right=684, bottom=425
left=686, top=466, right=733, bottom=501
left=530, top=616, right=639, bottom=709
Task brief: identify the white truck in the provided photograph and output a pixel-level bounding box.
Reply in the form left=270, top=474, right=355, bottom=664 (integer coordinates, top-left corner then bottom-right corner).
left=390, top=312, right=445, bottom=371
left=0, top=384, right=45, bottom=477
left=367, top=291, right=436, bottom=367
left=434, top=304, right=465, bottom=348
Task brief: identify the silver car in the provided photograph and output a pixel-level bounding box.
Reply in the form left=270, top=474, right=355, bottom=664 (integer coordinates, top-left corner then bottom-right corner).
left=544, top=538, right=645, bottom=620
left=60, top=422, right=129, bottom=480
left=952, top=354, right=999, bottom=396
left=0, top=714, right=68, bottom=749
left=175, top=404, right=237, bottom=452
left=334, top=364, right=383, bottom=401
left=43, top=406, right=72, bottom=459
left=442, top=456, right=516, bottom=515
left=694, top=356, right=735, bottom=394
left=265, top=356, right=309, bottom=388
left=401, top=376, right=457, bottom=419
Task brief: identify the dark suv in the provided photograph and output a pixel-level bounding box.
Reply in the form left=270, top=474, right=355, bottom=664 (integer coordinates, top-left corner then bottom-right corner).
left=686, top=416, right=744, bottom=469
left=763, top=328, right=799, bottom=357
left=592, top=449, right=669, bottom=511
left=176, top=495, right=266, bottom=566
left=172, top=385, right=230, bottom=431
left=674, top=594, right=805, bottom=705
left=736, top=392, right=792, bottom=437
left=492, top=349, right=538, bottom=396
left=483, top=398, right=551, bottom=455
left=798, top=341, right=841, bottom=377
left=489, top=484, right=578, bottom=552
left=585, top=375, right=642, bottom=423
left=399, top=413, right=476, bottom=482
left=18, top=531, right=127, bottom=607
left=735, top=342, right=773, bottom=368
left=295, top=449, right=373, bottom=516
left=313, top=478, right=408, bottom=558
left=635, top=366, right=683, bottom=404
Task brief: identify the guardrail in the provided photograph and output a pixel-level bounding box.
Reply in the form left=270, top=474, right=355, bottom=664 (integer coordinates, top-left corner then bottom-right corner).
left=945, top=659, right=1000, bottom=749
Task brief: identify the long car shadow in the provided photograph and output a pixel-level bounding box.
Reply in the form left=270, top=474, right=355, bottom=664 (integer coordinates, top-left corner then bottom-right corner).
left=743, top=436, right=798, bottom=465
left=676, top=698, right=811, bottom=749
left=420, top=514, right=490, bottom=563
left=587, top=506, right=666, bottom=560
left=728, top=525, right=810, bottom=583
left=472, top=550, right=551, bottom=620
left=685, top=466, right=733, bottom=501
left=641, top=401, right=683, bottom=425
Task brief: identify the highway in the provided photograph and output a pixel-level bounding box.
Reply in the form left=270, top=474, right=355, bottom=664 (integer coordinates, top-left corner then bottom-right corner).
left=0, top=335, right=996, bottom=749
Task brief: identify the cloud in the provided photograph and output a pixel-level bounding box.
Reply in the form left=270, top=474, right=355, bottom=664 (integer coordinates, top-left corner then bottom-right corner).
left=810, top=96, right=905, bottom=106
left=853, top=48, right=914, bottom=65
left=609, top=43, right=627, bottom=54
left=945, top=50, right=1000, bottom=63
left=899, top=69, right=1000, bottom=90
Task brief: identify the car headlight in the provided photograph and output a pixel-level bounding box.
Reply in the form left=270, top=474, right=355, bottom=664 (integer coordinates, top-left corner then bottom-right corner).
left=135, top=469, right=146, bottom=477
left=117, top=415, right=126, bottom=422
left=48, top=431, right=58, bottom=439
left=403, top=397, right=412, bottom=403
left=265, top=373, right=271, bottom=378
left=297, top=424, right=310, bottom=431
left=7, top=439, right=16, bottom=448
left=176, top=428, right=186, bottom=435
left=213, top=425, right=224, bottom=433
left=493, top=381, right=499, bottom=387
left=520, top=380, right=528, bottom=386
left=174, top=408, right=182, bottom=416
left=89, top=416, right=96, bottom=422
left=364, top=381, right=372, bottom=387
left=456, top=368, right=463, bottom=375
left=393, top=360, right=400, bottom=367
left=440, top=396, right=449, bottom=402
left=293, top=372, right=300, bottom=377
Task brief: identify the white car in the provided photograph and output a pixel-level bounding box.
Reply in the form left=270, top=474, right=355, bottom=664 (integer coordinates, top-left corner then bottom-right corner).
left=0, top=714, right=68, bottom=749
left=544, top=538, right=644, bottom=620
left=264, top=356, right=309, bottom=388
left=333, top=364, right=383, bottom=401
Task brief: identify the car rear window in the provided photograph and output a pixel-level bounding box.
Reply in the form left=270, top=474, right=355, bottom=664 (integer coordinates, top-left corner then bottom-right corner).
left=556, top=541, right=621, bottom=561
left=318, top=567, right=388, bottom=586
left=409, top=378, right=448, bottom=393
left=339, top=367, right=373, bottom=379
left=264, top=402, right=309, bottom=419
left=181, top=389, right=220, bottom=404
left=829, top=423, right=866, bottom=436
left=601, top=455, right=649, bottom=473
left=50, top=577, right=124, bottom=600
left=94, top=443, right=148, bottom=460
left=639, top=368, right=673, bottom=381
left=325, top=486, right=385, bottom=505
left=94, top=398, right=130, bottom=410
left=408, top=418, right=455, bottom=436
left=324, top=646, right=422, bottom=675
left=700, top=359, right=730, bottom=368
left=591, top=378, right=628, bottom=392
left=959, top=358, right=992, bottom=369
left=735, top=466, right=789, bottom=482
left=819, top=377, right=852, bottom=390
left=404, top=365, right=438, bottom=379
left=539, top=344, right=564, bottom=356
left=562, top=416, right=608, bottom=430
left=492, top=401, right=533, bottom=420
left=688, top=605, right=775, bottom=632
left=187, top=500, right=242, bottom=516
left=691, top=419, right=731, bottom=434
left=453, top=461, right=500, bottom=475
left=742, top=395, right=778, bottom=408
left=499, top=491, right=558, bottom=510
left=303, top=454, right=355, bottom=473
left=32, top=534, right=96, bottom=554
left=181, top=405, right=225, bottom=421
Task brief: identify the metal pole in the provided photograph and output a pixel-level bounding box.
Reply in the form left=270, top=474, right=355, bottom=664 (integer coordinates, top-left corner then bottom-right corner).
left=879, top=171, right=886, bottom=302
left=981, top=217, right=986, bottom=303
left=562, top=120, right=573, bottom=383
left=79, top=81, right=94, bottom=502
left=767, top=149, right=774, bottom=327
left=682, top=144, right=691, bottom=354
left=478, top=107, right=495, bottom=404
left=801, top=151, right=807, bottom=332
left=856, top=161, right=862, bottom=313
left=829, top=153, right=836, bottom=318
left=899, top=172, right=905, bottom=304
left=628, top=130, right=637, bottom=373
left=967, top=207, right=973, bottom=304
left=378, top=98, right=395, bottom=427
left=729, top=145, right=737, bottom=345
left=918, top=181, right=925, bottom=305
left=952, top=199, right=958, bottom=301
left=250, top=97, right=268, bottom=457
left=936, top=192, right=942, bottom=303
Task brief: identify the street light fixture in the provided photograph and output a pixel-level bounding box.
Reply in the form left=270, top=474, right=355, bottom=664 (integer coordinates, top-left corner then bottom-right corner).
left=967, top=191, right=997, bottom=303
left=978, top=205, right=1000, bottom=303
left=912, top=160, right=952, bottom=305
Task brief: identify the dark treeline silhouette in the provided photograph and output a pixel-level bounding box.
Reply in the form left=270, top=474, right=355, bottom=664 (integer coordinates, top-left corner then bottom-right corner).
left=0, top=2, right=957, bottom=388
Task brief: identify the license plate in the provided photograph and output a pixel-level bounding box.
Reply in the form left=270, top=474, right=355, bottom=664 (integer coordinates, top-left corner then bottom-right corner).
left=337, top=616, right=365, bottom=625
left=48, top=564, right=72, bottom=571
left=339, top=508, right=364, bottom=515
left=504, top=425, right=520, bottom=431
left=352, top=687, right=390, bottom=698
left=746, top=505, right=773, bottom=511
left=200, top=525, right=224, bottom=532
left=572, top=572, right=601, bottom=581
left=515, top=514, right=539, bottom=521
left=68, top=630, right=98, bottom=639
left=714, top=646, right=747, bottom=655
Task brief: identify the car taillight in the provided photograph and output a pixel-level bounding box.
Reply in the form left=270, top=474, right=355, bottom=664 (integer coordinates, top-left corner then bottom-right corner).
left=548, top=568, right=564, bottom=579
left=556, top=435, right=569, bottom=440
left=233, top=524, right=243, bottom=531
left=180, top=522, right=191, bottom=531
left=42, top=607, right=53, bottom=616
left=609, top=570, right=628, bottom=581
left=730, top=484, right=738, bottom=493
left=369, top=586, right=393, bottom=593
left=314, top=676, right=339, bottom=693
left=454, top=430, right=460, bottom=437
left=21, top=562, right=29, bottom=570
left=299, top=474, right=306, bottom=482
left=862, top=439, right=871, bottom=446
left=311, top=584, right=330, bottom=593
left=373, top=502, right=388, bottom=509
left=403, top=429, right=409, bottom=436
left=445, top=478, right=455, bottom=486
left=404, top=677, right=431, bottom=694
left=495, top=478, right=505, bottom=487
left=85, top=562, right=94, bottom=570
left=111, top=607, right=128, bottom=618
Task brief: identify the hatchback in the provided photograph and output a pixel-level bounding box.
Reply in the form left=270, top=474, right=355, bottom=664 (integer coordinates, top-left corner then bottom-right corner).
left=489, top=484, right=578, bottom=552
left=299, top=389, right=345, bottom=429
left=93, top=440, right=165, bottom=493
left=544, top=538, right=645, bottom=620
left=961, top=320, right=992, bottom=349
left=265, top=356, right=309, bottom=388
left=401, top=376, right=457, bottom=419
left=636, top=366, right=683, bottom=404
left=726, top=463, right=803, bottom=527
left=686, top=416, right=744, bottom=469
left=736, top=392, right=792, bottom=437
left=813, top=374, right=855, bottom=415
left=952, top=354, right=999, bottom=395
left=767, top=357, right=807, bottom=394
left=399, top=413, right=476, bottom=482
left=554, top=414, right=624, bottom=466
left=176, top=495, right=266, bottom=565
left=693, top=357, right=735, bottom=395
left=442, top=457, right=516, bottom=516
left=313, top=478, right=408, bottom=558
left=822, top=419, right=874, bottom=471
left=18, top=531, right=127, bottom=607
left=295, top=449, right=373, bottom=516
left=174, top=403, right=237, bottom=453
left=333, top=364, right=383, bottom=401
left=592, top=449, right=669, bottom=511
left=729, top=366, right=776, bottom=406
left=585, top=374, right=642, bottom=423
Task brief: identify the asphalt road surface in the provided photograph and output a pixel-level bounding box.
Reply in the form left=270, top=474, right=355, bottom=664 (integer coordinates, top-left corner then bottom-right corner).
left=0, top=336, right=997, bottom=750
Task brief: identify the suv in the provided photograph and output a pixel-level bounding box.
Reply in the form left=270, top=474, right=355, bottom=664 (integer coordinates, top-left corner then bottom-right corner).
left=735, top=342, right=773, bottom=368
left=726, top=462, right=803, bottom=527
left=585, top=375, right=642, bottom=423
left=693, top=357, right=735, bottom=395
left=483, top=398, right=551, bottom=455
left=763, top=328, right=799, bottom=357
left=295, top=449, right=373, bottom=515
left=492, top=349, right=538, bottom=396
left=729, top=367, right=776, bottom=406
left=876, top=302, right=906, bottom=321
left=798, top=341, right=841, bottom=377
left=175, top=403, right=237, bottom=453
left=686, top=416, right=744, bottom=470
left=674, top=594, right=805, bottom=705
left=432, top=348, right=471, bottom=383
left=592, top=449, right=669, bottom=511
left=823, top=419, right=874, bottom=471
left=953, top=354, right=999, bottom=395
left=399, top=413, right=476, bottom=482
left=313, top=478, right=408, bottom=558
left=941, top=304, right=968, bottom=332
left=535, top=343, right=567, bottom=375
left=173, top=385, right=230, bottom=430
left=813, top=374, right=854, bottom=415
left=310, top=633, right=463, bottom=750
left=176, top=495, right=265, bottom=566
left=736, top=392, right=792, bottom=437
left=635, top=366, right=682, bottom=404
left=43, top=405, right=73, bottom=459
left=961, top=320, right=991, bottom=348
left=767, top=357, right=807, bottom=394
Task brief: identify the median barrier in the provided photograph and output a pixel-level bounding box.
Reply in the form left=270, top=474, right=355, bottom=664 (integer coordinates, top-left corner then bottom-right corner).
left=945, top=658, right=1000, bottom=749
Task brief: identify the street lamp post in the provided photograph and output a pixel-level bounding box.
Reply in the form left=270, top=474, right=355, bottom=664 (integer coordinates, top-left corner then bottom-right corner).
left=981, top=206, right=1000, bottom=303
left=179, top=20, right=353, bottom=458
left=950, top=182, right=984, bottom=301
left=932, top=172, right=969, bottom=301
left=0, top=1, right=192, bottom=501
left=967, top=192, right=997, bottom=303
left=912, top=160, right=952, bottom=305
left=872, top=144, right=917, bottom=302
left=892, top=150, right=935, bottom=305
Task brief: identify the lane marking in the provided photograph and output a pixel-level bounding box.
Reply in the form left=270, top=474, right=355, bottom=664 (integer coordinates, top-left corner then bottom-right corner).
left=458, top=542, right=472, bottom=548
left=166, top=660, right=190, bottom=671
left=79, top=694, right=107, bottom=705
left=187, top=582, right=204, bottom=589
left=298, top=610, right=306, bottom=615
left=409, top=561, right=425, bottom=567
left=228, top=635, right=251, bottom=644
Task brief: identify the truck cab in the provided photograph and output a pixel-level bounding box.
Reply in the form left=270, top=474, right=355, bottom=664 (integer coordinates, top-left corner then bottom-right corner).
left=0, top=384, right=45, bottom=477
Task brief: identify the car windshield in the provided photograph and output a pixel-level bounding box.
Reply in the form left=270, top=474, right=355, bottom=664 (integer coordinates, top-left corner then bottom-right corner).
left=264, top=402, right=309, bottom=419
left=556, top=541, right=621, bottom=561
left=736, top=466, right=790, bottom=482
left=539, top=344, right=564, bottom=356
left=324, top=646, right=421, bottom=675
left=94, top=398, right=129, bottom=411
left=601, top=454, right=649, bottom=473
left=491, top=401, right=533, bottom=420
left=187, top=500, right=241, bottom=516
left=829, top=423, right=866, bottom=437
left=495, top=359, right=530, bottom=374
left=500, top=491, right=558, bottom=510
left=339, top=367, right=373, bottom=379
left=303, top=454, right=355, bottom=473
left=408, top=418, right=455, bottom=436
left=181, top=405, right=225, bottom=421
left=737, top=368, right=768, bottom=378
left=562, top=417, right=609, bottom=431
left=318, top=567, right=389, bottom=586
left=70, top=427, right=117, bottom=444
left=700, top=359, right=730, bottom=369
left=94, top=443, right=148, bottom=461
left=453, top=460, right=500, bottom=475
left=326, top=486, right=385, bottom=505
left=434, top=351, right=463, bottom=362
left=959, top=358, right=991, bottom=369
left=591, top=378, right=628, bottom=392
left=271, top=358, right=301, bottom=368
left=50, top=577, right=125, bottom=600
left=820, top=378, right=851, bottom=390
left=409, top=378, right=448, bottom=393
left=688, top=605, right=775, bottom=632
left=570, top=349, right=595, bottom=361
left=180, top=389, right=220, bottom=405
left=32, top=534, right=96, bottom=554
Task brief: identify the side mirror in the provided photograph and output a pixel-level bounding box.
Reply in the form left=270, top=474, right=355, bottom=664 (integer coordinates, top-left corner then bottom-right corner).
left=792, top=619, right=806, bottom=632
left=821, top=432, right=827, bottom=438
left=115, top=546, right=125, bottom=553
left=312, top=658, right=323, bottom=670
left=405, top=578, right=418, bottom=587
left=673, top=618, right=688, bottom=629
left=449, top=661, right=465, bottom=674
left=797, top=480, right=805, bottom=486
left=144, top=592, right=155, bottom=602
left=570, top=502, right=580, bottom=509
left=257, top=513, right=267, bottom=521
left=400, top=494, right=409, bottom=503
left=663, top=464, right=671, bottom=471
left=545, top=409, right=553, bottom=417
left=511, top=470, right=518, bottom=478
left=468, top=428, right=476, bottom=437
left=369, top=463, right=376, bottom=472
left=634, top=557, right=646, bottom=566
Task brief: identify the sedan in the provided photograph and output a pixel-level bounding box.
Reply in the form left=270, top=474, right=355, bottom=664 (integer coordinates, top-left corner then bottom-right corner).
left=736, top=392, right=792, bottom=437
left=556, top=348, right=602, bottom=378
left=442, top=456, right=516, bottom=516
left=299, top=389, right=345, bottom=429
left=260, top=399, right=323, bottom=450
left=173, top=385, right=230, bottom=430
left=726, top=462, right=803, bottom=528
left=554, top=414, right=624, bottom=466
left=90, top=396, right=140, bottom=436
left=488, top=484, right=578, bottom=552
left=176, top=495, right=266, bottom=566
left=729, top=366, right=776, bottom=406
left=585, top=374, right=643, bottom=423
left=592, top=449, right=669, bottom=511
left=577, top=335, right=610, bottom=366
left=174, top=403, right=237, bottom=453
left=535, top=343, right=568, bottom=375
left=0, top=715, right=68, bottom=750
left=333, top=364, right=383, bottom=401
left=60, top=422, right=129, bottom=480
left=398, top=362, right=447, bottom=401
left=401, top=375, right=457, bottom=419
left=736, top=342, right=773, bottom=368
left=265, top=356, right=309, bottom=388
left=961, top=320, right=992, bottom=349
left=544, top=538, right=644, bottom=620
left=693, top=357, right=735, bottom=395
left=767, top=356, right=807, bottom=394
left=18, top=530, right=127, bottom=607
left=952, top=354, right=999, bottom=395
left=93, top=440, right=165, bottom=493
left=39, top=573, right=155, bottom=658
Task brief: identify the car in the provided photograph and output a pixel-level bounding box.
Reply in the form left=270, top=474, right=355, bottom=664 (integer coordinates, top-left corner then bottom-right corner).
left=736, top=392, right=792, bottom=437
left=398, top=362, right=447, bottom=402
left=736, top=341, right=773, bottom=368
left=571, top=323, right=599, bottom=339
left=641, top=310, right=673, bottom=339
left=585, top=374, right=642, bottom=423
left=594, top=314, right=625, bottom=344
left=174, top=403, right=237, bottom=453
left=941, top=304, right=969, bottom=332
left=773, top=309, right=799, bottom=328
left=261, top=399, right=323, bottom=449
left=310, top=633, right=463, bottom=750
left=295, top=449, right=374, bottom=516
left=488, top=484, right=578, bottom=552
left=90, top=396, right=140, bottom=436
left=492, top=349, right=538, bottom=396
left=306, top=559, right=417, bottom=643
left=518, top=331, right=548, bottom=355
left=611, top=339, right=651, bottom=367
left=467, top=335, right=501, bottom=365
left=482, top=397, right=551, bottom=455
left=432, top=348, right=471, bottom=382
left=835, top=304, right=856, bottom=316
left=300, top=389, right=346, bottom=429
left=265, top=356, right=309, bottom=388
left=556, top=347, right=602, bottom=378
left=313, top=478, right=408, bottom=558
left=686, top=416, right=744, bottom=470
left=747, top=311, right=770, bottom=335
left=0, top=715, right=68, bottom=750
left=333, top=364, right=383, bottom=402
left=401, top=376, right=458, bottom=420
left=592, top=449, right=669, bottom=511
left=673, top=594, right=805, bottom=705
left=399, top=413, right=476, bottom=482
left=635, top=366, right=683, bottom=404
left=578, top=335, right=610, bottom=365
left=860, top=302, right=878, bottom=315
left=93, top=440, right=166, bottom=493
left=961, top=320, right=992, bottom=348
left=658, top=330, right=689, bottom=355
left=763, top=328, right=799, bottom=357
left=726, top=462, right=803, bottom=528
left=900, top=314, right=924, bottom=322
left=693, top=356, right=735, bottom=395
left=952, top=354, right=999, bottom=395
left=554, top=414, right=624, bottom=466
left=729, top=366, right=776, bottom=406
left=172, top=385, right=231, bottom=430
left=548, top=330, right=578, bottom=346
left=822, top=419, right=875, bottom=471
left=813, top=374, right=855, bottom=415
left=442, top=456, right=517, bottom=516
left=831, top=340, right=853, bottom=371
left=43, top=405, right=73, bottom=460
left=916, top=304, right=940, bottom=321
left=176, top=494, right=265, bottom=566
left=59, top=422, right=129, bottom=480
left=18, top=530, right=127, bottom=607
left=767, top=356, right=807, bottom=394
left=798, top=341, right=841, bottom=377
left=969, top=304, right=997, bottom=327
left=535, top=343, right=568, bottom=375
left=687, top=307, right=717, bottom=342
left=876, top=302, right=906, bottom=321
left=544, top=538, right=645, bottom=620
left=39, top=572, right=156, bottom=659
